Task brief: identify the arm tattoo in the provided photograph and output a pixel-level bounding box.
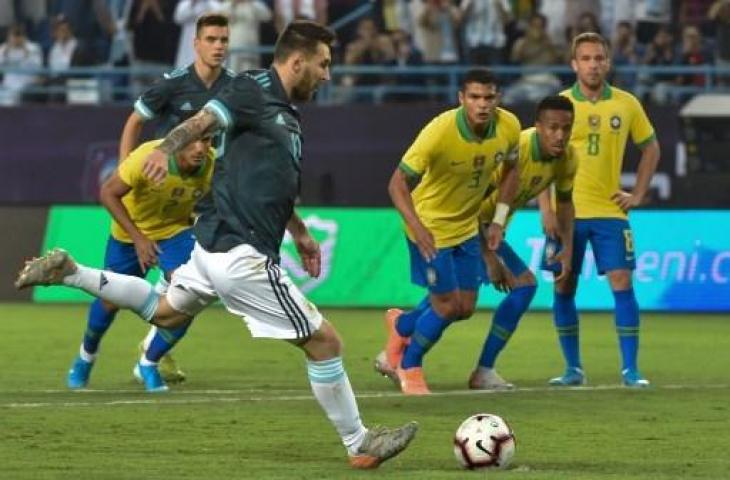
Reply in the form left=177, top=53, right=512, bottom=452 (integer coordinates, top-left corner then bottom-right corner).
left=157, top=110, right=219, bottom=154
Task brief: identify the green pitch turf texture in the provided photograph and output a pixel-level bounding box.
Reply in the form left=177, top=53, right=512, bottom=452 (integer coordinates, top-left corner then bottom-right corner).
left=1, top=304, right=728, bottom=480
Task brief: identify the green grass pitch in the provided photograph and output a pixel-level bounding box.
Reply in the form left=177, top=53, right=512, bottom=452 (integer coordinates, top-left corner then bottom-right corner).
left=1, top=303, right=729, bottom=479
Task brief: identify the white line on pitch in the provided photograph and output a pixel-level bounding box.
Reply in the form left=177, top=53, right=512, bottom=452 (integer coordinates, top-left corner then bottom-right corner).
left=1, top=383, right=728, bottom=409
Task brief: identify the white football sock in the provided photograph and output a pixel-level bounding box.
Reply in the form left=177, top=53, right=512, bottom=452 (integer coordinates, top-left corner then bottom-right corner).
left=63, top=265, right=159, bottom=321
left=307, top=357, right=368, bottom=456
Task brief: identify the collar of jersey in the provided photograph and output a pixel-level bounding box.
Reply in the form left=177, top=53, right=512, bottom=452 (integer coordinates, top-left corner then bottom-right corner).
left=570, top=81, right=612, bottom=102
left=168, top=153, right=207, bottom=178
left=531, top=130, right=559, bottom=163
left=456, top=107, right=497, bottom=143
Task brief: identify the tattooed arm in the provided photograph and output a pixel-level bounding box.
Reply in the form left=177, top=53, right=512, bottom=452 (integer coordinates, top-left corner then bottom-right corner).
left=142, top=108, right=220, bottom=183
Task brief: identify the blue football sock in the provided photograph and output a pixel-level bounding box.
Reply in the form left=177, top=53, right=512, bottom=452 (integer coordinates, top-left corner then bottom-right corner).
left=479, top=285, right=536, bottom=368
left=613, top=288, right=640, bottom=372
left=401, top=308, right=450, bottom=369
left=82, top=299, right=118, bottom=354
left=396, top=296, right=430, bottom=338
left=553, top=292, right=581, bottom=369
left=145, top=322, right=191, bottom=363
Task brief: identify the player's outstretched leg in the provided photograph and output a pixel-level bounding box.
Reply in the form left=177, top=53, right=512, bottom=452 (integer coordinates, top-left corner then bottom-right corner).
left=349, top=422, right=419, bottom=469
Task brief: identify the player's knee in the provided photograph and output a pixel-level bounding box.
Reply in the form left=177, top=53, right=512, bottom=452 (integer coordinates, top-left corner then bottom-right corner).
left=515, top=270, right=537, bottom=288
left=433, top=300, right=462, bottom=321
left=301, top=319, right=342, bottom=360
left=150, top=297, right=192, bottom=329
left=608, top=270, right=632, bottom=291
left=554, top=274, right=577, bottom=295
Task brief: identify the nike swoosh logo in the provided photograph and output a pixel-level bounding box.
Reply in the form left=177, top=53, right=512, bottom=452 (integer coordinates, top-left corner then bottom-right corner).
left=450, top=161, right=464, bottom=166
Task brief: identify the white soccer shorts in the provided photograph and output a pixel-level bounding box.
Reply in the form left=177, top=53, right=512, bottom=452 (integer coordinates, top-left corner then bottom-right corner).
left=167, top=242, right=323, bottom=340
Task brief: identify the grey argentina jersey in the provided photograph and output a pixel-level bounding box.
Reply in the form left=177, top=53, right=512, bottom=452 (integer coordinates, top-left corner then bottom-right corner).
left=194, top=68, right=303, bottom=262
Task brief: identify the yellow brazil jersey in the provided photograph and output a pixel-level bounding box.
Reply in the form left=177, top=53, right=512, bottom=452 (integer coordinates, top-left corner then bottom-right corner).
left=400, top=106, right=521, bottom=248
left=111, top=140, right=214, bottom=243
left=479, top=127, right=577, bottom=225
left=561, top=83, right=655, bottom=219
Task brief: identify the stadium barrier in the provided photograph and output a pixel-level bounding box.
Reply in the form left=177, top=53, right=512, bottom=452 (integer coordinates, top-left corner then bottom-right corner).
left=32, top=206, right=730, bottom=312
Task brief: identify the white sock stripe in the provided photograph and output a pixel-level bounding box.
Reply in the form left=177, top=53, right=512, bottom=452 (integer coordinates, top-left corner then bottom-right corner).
left=307, top=358, right=345, bottom=383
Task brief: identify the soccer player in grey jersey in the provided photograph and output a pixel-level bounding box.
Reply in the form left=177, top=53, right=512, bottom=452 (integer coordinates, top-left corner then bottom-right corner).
left=17, top=21, right=417, bottom=469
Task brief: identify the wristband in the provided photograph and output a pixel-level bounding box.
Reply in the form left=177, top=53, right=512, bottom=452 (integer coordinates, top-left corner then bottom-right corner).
left=492, top=202, right=509, bottom=227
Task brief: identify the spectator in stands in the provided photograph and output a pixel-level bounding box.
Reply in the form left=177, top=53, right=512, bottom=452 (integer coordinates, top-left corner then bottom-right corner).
left=0, top=23, right=43, bottom=106
left=567, top=11, right=602, bottom=48
left=675, top=25, right=712, bottom=102
left=540, top=0, right=568, bottom=47
left=54, top=0, right=116, bottom=65
left=343, top=16, right=395, bottom=100
left=679, top=0, right=714, bottom=32
left=385, top=28, right=426, bottom=102
left=637, top=24, right=677, bottom=104
left=415, top=0, right=460, bottom=64
left=460, top=0, right=513, bottom=65
left=0, top=3, right=17, bottom=42
left=174, top=1, right=227, bottom=69
left=708, top=0, right=730, bottom=85
left=633, top=0, right=672, bottom=44
left=600, top=0, right=635, bottom=40
left=127, top=0, right=180, bottom=96
left=381, top=0, right=415, bottom=33
left=227, top=0, right=272, bottom=72
left=611, top=20, right=642, bottom=90
left=273, top=0, right=328, bottom=34
left=46, top=16, right=78, bottom=102
left=502, top=13, right=562, bottom=104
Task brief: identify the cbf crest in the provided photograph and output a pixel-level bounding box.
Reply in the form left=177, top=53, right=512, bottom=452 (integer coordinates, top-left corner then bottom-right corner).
left=610, top=114, right=622, bottom=131
left=588, top=114, right=601, bottom=131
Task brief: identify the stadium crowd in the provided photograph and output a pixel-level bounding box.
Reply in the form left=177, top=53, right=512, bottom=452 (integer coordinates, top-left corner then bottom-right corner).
left=0, top=0, right=728, bottom=105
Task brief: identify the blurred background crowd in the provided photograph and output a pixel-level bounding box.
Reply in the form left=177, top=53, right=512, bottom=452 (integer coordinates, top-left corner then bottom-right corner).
left=1, top=0, right=729, bottom=105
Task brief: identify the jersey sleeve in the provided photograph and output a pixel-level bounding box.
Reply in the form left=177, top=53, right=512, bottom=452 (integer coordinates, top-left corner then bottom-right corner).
left=629, top=96, right=656, bottom=148
left=400, top=116, right=443, bottom=177
left=117, top=145, right=147, bottom=188
left=504, top=112, right=521, bottom=167
left=555, top=145, right=577, bottom=201
left=134, top=77, right=174, bottom=121
left=204, top=74, right=263, bottom=131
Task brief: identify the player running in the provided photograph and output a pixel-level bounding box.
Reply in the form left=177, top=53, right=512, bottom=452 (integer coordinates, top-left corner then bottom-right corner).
left=17, top=21, right=417, bottom=469
left=118, top=13, right=233, bottom=382
left=66, top=136, right=215, bottom=392
left=539, top=32, right=660, bottom=388
left=375, top=68, right=521, bottom=395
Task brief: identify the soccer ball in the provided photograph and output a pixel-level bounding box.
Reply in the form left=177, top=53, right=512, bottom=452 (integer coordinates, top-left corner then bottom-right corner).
left=453, top=413, right=516, bottom=470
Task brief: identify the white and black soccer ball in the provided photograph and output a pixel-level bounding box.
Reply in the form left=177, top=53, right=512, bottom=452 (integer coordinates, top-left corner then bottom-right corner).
left=453, top=413, right=516, bottom=470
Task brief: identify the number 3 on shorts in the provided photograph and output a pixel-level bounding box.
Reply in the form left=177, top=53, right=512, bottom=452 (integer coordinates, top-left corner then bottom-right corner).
left=623, top=229, right=635, bottom=253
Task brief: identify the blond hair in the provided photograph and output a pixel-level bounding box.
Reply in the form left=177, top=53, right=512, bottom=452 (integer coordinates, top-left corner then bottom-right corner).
left=570, top=32, right=610, bottom=59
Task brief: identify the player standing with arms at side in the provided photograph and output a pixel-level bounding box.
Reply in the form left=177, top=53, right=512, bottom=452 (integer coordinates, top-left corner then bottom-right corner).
left=17, top=21, right=418, bottom=469
left=115, top=13, right=233, bottom=382
left=470, top=95, right=576, bottom=390
left=539, top=32, right=660, bottom=388
left=375, top=69, right=521, bottom=395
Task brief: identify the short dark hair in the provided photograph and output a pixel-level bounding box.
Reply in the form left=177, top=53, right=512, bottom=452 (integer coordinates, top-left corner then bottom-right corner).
left=195, top=13, right=228, bottom=36
left=460, top=68, right=499, bottom=91
left=536, top=95, right=574, bottom=120
left=274, top=20, right=336, bottom=62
